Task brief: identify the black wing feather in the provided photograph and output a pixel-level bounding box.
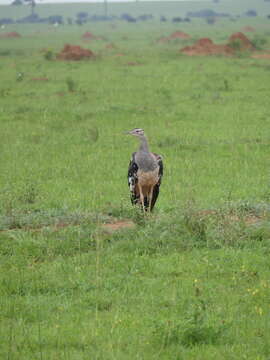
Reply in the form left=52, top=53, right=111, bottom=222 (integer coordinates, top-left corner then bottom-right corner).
left=127, top=152, right=139, bottom=205
left=150, top=154, right=163, bottom=211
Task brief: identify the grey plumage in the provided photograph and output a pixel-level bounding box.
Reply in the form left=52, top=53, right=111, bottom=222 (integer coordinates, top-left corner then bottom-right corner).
left=126, top=128, right=163, bottom=212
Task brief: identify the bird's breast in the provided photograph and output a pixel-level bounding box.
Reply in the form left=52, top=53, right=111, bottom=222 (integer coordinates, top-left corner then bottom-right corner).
left=137, top=168, right=159, bottom=187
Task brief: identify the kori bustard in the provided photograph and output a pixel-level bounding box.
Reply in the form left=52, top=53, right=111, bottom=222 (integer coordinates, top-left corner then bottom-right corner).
left=126, top=128, right=163, bottom=212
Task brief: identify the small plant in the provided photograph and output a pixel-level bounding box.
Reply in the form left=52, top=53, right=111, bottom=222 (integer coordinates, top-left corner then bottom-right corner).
left=43, top=49, right=54, bottom=61
left=16, top=72, right=24, bottom=82
left=252, top=35, right=267, bottom=50
left=223, top=79, right=229, bottom=91
left=153, top=282, right=229, bottom=348
left=65, top=77, right=76, bottom=92
left=229, top=38, right=242, bottom=51
left=88, top=126, right=99, bottom=144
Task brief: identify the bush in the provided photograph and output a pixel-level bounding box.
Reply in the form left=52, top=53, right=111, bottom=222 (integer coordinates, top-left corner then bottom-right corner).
left=245, top=9, right=257, bottom=17
left=252, top=35, right=267, bottom=50
left=43, top=49, right=54, bottom=61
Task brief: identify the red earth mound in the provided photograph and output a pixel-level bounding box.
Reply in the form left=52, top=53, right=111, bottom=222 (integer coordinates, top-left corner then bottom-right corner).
left=181, top=37, right=234, bottom=56
left=81, top=31, right=96, bottom=40
left=157, top=36, right=169, bottom=43
left=57, top=44, right=94, bottom=61
left=157, top=31, right=191, bottom=43
left=228, top=32, right=255, bottom=51
left=169, top=31, right=191, bottom=40
left=0, top=31, right=21, bottom=38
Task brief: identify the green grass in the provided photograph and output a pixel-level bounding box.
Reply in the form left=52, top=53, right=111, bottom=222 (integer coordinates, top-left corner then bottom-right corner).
left=1, top=3, right=270, bottom=358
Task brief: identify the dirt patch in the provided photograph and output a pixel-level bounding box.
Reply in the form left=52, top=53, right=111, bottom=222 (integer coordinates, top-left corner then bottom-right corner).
left=81, top=31, right=96, bottom=40
left=251, top=53, right=270, bottom=59
left=242, top=26, right=255, bottom=32
left=114, top=53, right=125, bottom=57
left=157, top=36, right=169, bottom=43
left=228, top=32, right=255, bottom=51
left=57, top=44, right=95, bottom=61
left=102, top=220, right=135, bottom=232
left=31, top=77, right=49, bottom=82
left=105, top=43, right=117, bottom=49
left=157, top=31, right=191, bottom=43
left=196, top=209, right=263, bottom=226
left=0, top=32, right=21, bottom=38
left=56, top=91, right=65, bottom=97
left=181, top=37, right=234, bottom=56
left=82, top=32, right=104, bottom=41
left=169, top=31, right=191, bottom=40
left=126, top=61, right=142, bottom=66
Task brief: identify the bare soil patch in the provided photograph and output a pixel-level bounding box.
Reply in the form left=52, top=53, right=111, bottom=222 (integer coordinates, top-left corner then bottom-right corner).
left=196, top=209, right=263, bottom=226
left=157, top=31, right=191, bottom=43
left=102, top=220, right=136, bottom=232
left=31, top=77, right=49, bottom=82
left=169, top=31, right=191, bottom=40
left=126, top=61, right=142, bottom=66
left=0, top=32, right=21, bottom=38
left=81, top=31, right=96, bottom=40
left=105, top=43, right=117, bottom=49
left=251, top=53, right=270, bottom=59
left=242, top=26, right=256, bottom=32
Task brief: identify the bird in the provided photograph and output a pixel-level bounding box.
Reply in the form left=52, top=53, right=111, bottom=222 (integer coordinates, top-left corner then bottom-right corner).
left=126, top=128, right=163, bottom=212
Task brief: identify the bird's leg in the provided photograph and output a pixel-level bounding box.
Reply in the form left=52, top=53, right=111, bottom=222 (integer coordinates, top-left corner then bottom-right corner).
left=138, top=184, right=146, bottom=213
left=148, top=186, right=154, bottom=213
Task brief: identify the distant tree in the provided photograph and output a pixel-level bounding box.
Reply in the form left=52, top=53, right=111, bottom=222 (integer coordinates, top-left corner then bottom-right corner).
left=245, top=9, right=257, bottom=17
left=76, top=12, right=88, bottom=24
left=11, top=0, right=23, bottom=5
left=23, top=0, right=36, bottom=16
left=77, top=12, right=88, bottom=20
left=213, top=0, right=219, bottom=3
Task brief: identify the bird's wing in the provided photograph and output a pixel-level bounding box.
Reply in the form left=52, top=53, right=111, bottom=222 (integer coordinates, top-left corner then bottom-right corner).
left=153, top=153, right=163, bottom=184
left=150, top=153, right=163, bottom=211
left=128, top=152, right=139, bottom=205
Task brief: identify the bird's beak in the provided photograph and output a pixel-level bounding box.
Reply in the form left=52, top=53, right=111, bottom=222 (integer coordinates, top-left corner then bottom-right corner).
left=124, top=131, right=131, bottom=135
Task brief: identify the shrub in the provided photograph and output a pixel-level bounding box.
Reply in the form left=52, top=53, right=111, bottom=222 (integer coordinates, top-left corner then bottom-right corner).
left=43, top=49, right=54, bottom=60
left=65, top=77, right=76, bottom=92
left=245, top=9, right=257, bottom=17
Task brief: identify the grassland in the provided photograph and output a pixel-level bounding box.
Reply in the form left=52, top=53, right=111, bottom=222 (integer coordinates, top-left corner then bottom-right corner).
left=1, top=1, right=270, bottom=358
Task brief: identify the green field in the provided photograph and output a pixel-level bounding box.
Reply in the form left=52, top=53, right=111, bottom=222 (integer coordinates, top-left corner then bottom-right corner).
left=1, top=1, right=270, bottom=359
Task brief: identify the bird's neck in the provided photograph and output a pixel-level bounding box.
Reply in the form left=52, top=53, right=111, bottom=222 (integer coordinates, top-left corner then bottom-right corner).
left=139, top=136, right=150, bottom=153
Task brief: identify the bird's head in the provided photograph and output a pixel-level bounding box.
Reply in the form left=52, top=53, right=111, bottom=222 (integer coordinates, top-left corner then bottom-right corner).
left=125, top=128, right=145, bottom=138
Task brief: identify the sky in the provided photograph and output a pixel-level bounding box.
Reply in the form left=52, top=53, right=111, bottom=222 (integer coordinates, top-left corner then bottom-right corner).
left=1, top=0, right=203, bottom=4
